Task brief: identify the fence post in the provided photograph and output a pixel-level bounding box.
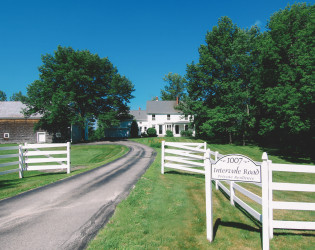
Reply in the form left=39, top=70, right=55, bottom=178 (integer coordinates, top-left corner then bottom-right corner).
left=205, top=149, right=213, bottom=242
left=215, top=151, right=219, bottom=190
left=268, top=159, right=273, bottom=239
left=230, top=181, right=235, bottom=206
left=24, top=143, right=28, bottom=171
left=262, top=152, right=270, bottom=250
left=18, top=145, right=23, bottom=178
left=67, top=142, right=71, bottom=174
left=161, top=140, right=165, bottom=174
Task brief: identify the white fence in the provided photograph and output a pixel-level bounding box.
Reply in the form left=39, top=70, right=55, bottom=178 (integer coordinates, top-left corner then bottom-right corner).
left=0, top=146, right=22, bottom=178
left=161, top=141, right=315, bottom=249
left=0, top=143, right=70, bottom=178
left=161, top=141, right=207, bottom=175
left=21, top=142, right=71, bottom=178
left=267, top=159, right=315, bottom=236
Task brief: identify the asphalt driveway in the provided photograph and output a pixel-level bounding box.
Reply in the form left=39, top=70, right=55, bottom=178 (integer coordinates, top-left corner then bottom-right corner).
left=0, top=140, right=156, bottom=250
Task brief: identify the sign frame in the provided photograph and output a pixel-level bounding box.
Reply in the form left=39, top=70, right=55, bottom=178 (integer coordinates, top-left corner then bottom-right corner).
left=212, top=154, right=261, bottom=183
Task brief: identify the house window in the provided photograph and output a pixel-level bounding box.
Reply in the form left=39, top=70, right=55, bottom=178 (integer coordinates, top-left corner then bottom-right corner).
left=167, top=125, right=172, bottom=130
left=185, top=115, right=188, bottom=120
left=167, top=114, right=170, bottom=120
left=159, top=125, right=163, bottom=134
left=152, top=114, right=155, bottom=121
left=175, top=125, right=179, bottom=134
left=37, top=132, right=46, bottom=143
left=4, top=133, right=9, bottom=139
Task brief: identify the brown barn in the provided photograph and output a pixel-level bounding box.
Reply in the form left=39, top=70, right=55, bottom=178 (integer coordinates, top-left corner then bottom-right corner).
left=0, top=101, right=52, bottom=144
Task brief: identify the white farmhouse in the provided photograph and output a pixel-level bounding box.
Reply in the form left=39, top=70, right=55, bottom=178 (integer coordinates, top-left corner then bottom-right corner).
left=130, top=98, right=194, bottom=137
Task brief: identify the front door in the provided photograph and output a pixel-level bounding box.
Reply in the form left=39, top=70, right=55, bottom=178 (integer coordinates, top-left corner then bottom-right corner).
left=175, top=125, right=179, bottom=135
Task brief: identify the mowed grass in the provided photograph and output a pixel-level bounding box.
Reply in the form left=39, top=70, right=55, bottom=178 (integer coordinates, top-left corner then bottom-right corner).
left=0, top=143, right=129, bottom=200
left=88, top=137, right=315, bottom=250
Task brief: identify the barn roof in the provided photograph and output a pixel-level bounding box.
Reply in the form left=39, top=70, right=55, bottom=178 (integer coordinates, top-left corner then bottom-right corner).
left=0, top=101, right=41, bottom=119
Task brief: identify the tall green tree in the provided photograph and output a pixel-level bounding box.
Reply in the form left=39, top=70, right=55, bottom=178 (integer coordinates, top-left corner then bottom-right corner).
left=185, top=17, right=260, bottom=144
left=10, top=91, right=27, bottom=102
left=24, top=46, right=134, bottom=139
left=0, top=90, right=7, bottom=101
left=161, top=73, right=187, bottom=100
left=257, top=3, right=314, bottom=152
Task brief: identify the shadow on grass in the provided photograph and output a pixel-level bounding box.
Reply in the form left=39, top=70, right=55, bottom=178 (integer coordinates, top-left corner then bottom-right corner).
left=258, top=145, right=314, bottom=164
left=0, top=171, right=67, bottom=187
left=213, top=218, right=260, bottom=240
left=215, top=184, right=315, bottom=243
left=273, top=231, right=315, bottom=237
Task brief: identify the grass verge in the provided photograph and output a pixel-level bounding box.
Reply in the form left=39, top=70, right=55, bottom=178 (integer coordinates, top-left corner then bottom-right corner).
left=0, top=143, right=129, bottom=200
left=87, top=137, right=314, bottom=250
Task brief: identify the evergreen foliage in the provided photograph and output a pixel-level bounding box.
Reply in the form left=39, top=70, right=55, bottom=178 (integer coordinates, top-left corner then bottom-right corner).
left=10, top=91, right=27, bottom=102
left=0, top=90, right=7, bottom=101
left=165, top=130, right=174, bottom=137
left=130, top=120, right=139, bottom=138
left=147, top=128, right=157, bottom=137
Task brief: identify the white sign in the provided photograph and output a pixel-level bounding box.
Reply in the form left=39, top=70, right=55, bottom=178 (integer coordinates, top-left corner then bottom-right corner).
left=212, top=154, right=261, bottom=183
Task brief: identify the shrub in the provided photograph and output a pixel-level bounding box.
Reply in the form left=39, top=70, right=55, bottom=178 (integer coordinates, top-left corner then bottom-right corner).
left=130, top=120, right=139, bottom=138
left=165, top=130, right=173, bottom=137
left=180, top=130, right=193, bottom=137
left=147, top=128, right=157, bottom=137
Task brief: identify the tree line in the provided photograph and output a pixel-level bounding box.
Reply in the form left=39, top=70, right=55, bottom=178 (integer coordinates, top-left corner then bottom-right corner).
left=162, top=3, right=314, bottom=158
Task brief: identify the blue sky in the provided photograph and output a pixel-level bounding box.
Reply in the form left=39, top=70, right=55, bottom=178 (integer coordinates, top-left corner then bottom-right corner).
left=0, top=0, right=312, bottom=110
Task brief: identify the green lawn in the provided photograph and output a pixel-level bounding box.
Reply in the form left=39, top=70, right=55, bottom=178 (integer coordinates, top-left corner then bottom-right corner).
left=0, top=144, right=129, bottom=200
left=88, top=137, right=315, bottom=250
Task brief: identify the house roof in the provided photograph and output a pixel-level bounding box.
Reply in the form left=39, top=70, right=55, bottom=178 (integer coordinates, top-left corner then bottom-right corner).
left=129, top=109, right=147, bottom=121
left=0, top=101, right=41, bottom=119
left=146, top=100, right=182, bottom=114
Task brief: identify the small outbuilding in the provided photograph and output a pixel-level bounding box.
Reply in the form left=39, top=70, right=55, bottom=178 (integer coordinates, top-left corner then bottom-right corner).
left=0, top=101, right=53, bottom=144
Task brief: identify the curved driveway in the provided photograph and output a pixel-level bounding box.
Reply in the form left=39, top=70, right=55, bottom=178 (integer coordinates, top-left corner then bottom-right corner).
left=0, top=140, right=156, bottom=250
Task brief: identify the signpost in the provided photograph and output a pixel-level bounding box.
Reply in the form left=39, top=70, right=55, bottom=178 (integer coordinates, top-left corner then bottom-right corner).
left=205, top=152, right=263, bottom=245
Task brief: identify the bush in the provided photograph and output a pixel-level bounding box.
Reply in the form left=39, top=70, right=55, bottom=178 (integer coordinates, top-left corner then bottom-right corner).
left=165, top=130, right=173, bottom=137
left=180, top=130, right=193, bottom=137
left=147, top=128, right=157, bottom=137
left=141, top=132, right=148, bottom=137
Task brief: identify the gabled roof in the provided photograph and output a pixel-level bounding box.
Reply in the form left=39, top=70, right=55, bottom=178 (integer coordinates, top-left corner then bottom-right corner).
left=0, top=101, right=41, bottom=119
left=146, top=100, right=182, bottom=114
left=129, top=109, right=147, bottom=121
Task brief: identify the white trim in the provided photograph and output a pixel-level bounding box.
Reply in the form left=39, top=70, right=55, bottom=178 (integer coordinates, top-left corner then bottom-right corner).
left=37, top=132, right=46, bottom=143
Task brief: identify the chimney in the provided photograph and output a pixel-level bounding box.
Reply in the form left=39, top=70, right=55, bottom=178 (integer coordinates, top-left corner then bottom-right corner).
left=139, top=107, right=141, bottom=111
left=156, top=96, right=159, bottom=101
left=176, top=96, right=179, bottom=105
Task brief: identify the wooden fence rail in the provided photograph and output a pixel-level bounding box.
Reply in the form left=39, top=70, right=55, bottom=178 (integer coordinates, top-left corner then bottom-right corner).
left=0, top=146, right=21, bottom=177
left=0, top=143, right=70, bottom=178
left=160, top=141, right=315, bottom=250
